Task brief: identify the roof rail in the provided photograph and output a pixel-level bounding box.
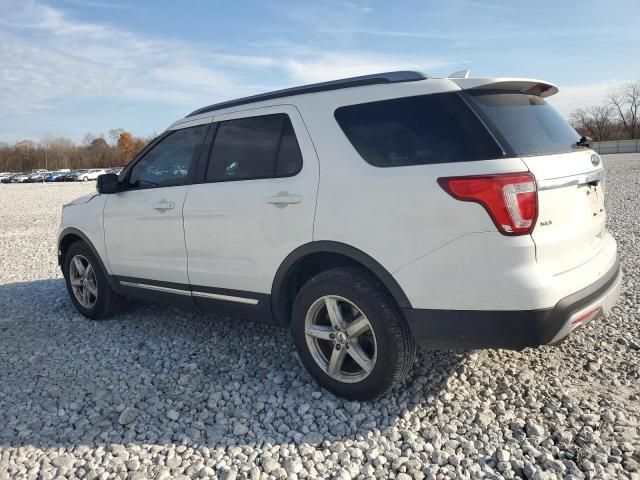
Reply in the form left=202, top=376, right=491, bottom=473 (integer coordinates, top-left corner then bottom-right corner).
left=187, top=70, right=429, bottom=117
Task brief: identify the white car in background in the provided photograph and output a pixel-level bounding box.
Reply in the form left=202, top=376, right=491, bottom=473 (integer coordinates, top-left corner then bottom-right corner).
left=58, top=71, right=622, bottom=400
left=75, top=169, right=107, bottom=181
left=12, top=173, right=32, bottom=183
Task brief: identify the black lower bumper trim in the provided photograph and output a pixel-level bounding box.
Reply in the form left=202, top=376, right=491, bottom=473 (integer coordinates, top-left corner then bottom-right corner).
left=403, top=260, right=621, bottom=350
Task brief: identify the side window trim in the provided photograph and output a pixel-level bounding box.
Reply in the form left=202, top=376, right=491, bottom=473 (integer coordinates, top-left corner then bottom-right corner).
left=201, top=112, right=303, bottom=184
left=122, top=123, right=211, bottom=191
left=193, top=122, right=219, bottom=184
left=272, top=115, right=287, bottom=177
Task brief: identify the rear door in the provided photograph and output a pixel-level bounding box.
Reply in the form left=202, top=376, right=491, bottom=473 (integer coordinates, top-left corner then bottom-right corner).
left=183, top=106, right=319, bottom=308
left=465, top=90, right=606, bottom=275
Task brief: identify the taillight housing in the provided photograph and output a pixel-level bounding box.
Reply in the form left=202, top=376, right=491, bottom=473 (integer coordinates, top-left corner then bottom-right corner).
left=437, top=172, right=538, bottom=236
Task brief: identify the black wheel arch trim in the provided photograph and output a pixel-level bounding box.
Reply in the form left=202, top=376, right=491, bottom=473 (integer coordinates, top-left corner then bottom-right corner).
left=58, top=227, right=120, bottom=292
left=271, top=240, right=412, bottom=325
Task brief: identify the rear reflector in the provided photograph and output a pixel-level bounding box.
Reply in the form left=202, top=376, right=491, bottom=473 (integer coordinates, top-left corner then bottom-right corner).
left=570, top=306, right=601, bottom=326
left=438, top=172, right=538, bottom=235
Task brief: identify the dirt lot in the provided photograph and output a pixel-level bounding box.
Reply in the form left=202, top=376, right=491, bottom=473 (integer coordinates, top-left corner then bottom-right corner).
left=0, top=157, right=639, bottom=479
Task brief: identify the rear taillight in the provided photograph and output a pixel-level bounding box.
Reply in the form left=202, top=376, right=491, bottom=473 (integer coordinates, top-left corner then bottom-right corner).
left=437, top=172, right=537, bottom=236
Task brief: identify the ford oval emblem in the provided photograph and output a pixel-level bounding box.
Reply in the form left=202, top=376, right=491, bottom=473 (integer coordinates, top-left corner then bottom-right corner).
left=591, top=154, right=601, bottom=166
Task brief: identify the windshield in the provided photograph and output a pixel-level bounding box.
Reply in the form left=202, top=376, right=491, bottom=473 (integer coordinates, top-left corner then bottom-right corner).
left=464, top=91, right=583, bottom=157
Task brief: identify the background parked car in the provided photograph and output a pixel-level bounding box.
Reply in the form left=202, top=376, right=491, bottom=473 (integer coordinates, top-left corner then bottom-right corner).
left=12, top=173, right=32, bottom=183
left=44, top=169, right=71, bottom=182
left=26, top=171, right=49, bottom=183
left=56, top=170, right=85, bottom=182
left=1, top=168, right=116, bottom=183
left=1, top=173, right=21, bottom=183
left=74, top=169, right=106, bottom=181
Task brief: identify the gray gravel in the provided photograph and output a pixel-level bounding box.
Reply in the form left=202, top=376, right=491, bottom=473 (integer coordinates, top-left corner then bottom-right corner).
left=0, top=157, right=639, bottom=479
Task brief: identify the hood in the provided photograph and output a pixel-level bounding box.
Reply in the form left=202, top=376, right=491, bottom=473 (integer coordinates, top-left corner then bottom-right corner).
left=64, top=192, right=99, bottom=206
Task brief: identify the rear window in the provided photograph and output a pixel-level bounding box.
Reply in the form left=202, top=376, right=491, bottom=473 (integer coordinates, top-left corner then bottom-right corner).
left=334, top=92, right=504, bottom=167
left=464, top=91, right=583, bottom=157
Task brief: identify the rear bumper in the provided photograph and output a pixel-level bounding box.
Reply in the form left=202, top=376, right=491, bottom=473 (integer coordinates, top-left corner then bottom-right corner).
left=402, top=260, right=622, bottom=350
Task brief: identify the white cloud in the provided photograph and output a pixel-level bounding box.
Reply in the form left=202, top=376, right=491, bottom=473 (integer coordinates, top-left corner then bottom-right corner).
left=0, top=0, right=451, bottom=121
left=0, top=0, right=284, bottom=116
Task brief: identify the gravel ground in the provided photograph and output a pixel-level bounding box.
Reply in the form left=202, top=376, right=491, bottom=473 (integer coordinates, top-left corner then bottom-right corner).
left=0, top=156, right=639, bottom=480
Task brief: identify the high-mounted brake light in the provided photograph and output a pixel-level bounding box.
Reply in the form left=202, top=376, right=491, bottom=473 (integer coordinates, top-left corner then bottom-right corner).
left=437, top=172, right=537, bottom=235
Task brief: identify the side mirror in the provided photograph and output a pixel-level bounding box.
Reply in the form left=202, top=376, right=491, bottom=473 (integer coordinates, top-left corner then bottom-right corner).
left=96, top=173, right=120, bottom=194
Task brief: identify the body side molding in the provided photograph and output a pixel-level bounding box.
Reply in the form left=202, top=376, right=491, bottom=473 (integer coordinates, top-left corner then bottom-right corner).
left=114, top=275, right=273, bottom=323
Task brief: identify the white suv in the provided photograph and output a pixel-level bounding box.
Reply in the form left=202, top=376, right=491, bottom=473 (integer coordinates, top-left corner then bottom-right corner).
left=58, top=71, right=622, bottom=399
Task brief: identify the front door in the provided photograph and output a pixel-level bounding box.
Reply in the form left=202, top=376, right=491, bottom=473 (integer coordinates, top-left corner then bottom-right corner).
left=104, top=122, right=209, bottom=286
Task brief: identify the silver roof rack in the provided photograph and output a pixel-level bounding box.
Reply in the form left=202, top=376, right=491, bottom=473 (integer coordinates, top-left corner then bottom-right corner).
left=187, top=70, right=429, bottom=117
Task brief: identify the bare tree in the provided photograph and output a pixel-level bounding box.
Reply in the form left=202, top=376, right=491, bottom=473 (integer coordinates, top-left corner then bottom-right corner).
left=108, top=128, right=125, bottom=146
left=82, top=133, right=97, bottom=147
left=607, top=80, right=640, bottom=139
left=570, top=105, right=615, bottom=141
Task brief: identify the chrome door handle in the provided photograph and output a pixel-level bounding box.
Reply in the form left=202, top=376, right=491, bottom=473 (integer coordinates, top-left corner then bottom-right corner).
left=152, top=201, right=175, bottom=212
left=266, top=192, right=303, bottom=206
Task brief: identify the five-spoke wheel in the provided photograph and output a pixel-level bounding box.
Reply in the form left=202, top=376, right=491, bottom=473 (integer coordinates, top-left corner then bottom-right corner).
left=304, top=295, right=377, bottom=383
left=63, top=240, right=122, bottom=319
left=292, top=267, right=415, bottom=400
left=69, top=254, right=98, bottom=309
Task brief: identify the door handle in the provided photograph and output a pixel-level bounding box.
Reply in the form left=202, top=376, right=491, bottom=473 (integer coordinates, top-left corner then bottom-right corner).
left=152, top=201, right=175, bottom=212
left=266, top=192, right=303, bottom=206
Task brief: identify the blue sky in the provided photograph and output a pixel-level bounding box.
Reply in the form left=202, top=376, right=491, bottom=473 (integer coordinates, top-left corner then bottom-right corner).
left=1, top=0, right=639, bottom=143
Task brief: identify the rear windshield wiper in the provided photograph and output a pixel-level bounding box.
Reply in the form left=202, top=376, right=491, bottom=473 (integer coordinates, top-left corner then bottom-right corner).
left=576, top=136, right=593, bottom=148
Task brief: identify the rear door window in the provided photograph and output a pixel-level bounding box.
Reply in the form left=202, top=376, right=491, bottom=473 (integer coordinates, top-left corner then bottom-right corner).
left=206, top=113, right=303, bottom=182
left=463, top=91, right=583, bottom=157
left=334, top=92, right=504, bottom=167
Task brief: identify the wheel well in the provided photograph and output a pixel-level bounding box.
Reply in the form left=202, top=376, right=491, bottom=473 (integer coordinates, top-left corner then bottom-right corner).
left=58, top=233, right=82, bottom=265
left=274, top=251, right=401, bottom=326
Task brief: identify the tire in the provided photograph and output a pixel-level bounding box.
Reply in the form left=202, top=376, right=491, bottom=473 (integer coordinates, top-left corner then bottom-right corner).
left=291, top=267, right=416, bottom=400
left=63, top=240, right=122, bottom=320
left=82, top=176, right=88, bottom=181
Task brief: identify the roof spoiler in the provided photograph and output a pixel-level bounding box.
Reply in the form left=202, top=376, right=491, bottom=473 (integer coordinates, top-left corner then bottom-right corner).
left=450, top=77, right=559, bottom=97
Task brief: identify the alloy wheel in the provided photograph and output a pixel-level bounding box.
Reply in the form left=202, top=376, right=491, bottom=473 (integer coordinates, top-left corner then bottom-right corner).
left=304, top=295, right=377, bottom=383
left=69, top=254, right=98, bottom=309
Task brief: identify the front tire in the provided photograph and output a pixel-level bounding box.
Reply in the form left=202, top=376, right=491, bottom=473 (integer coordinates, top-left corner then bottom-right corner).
left=291, top=267, right=415, bottom=400
left=82, top=176, right=88, bottom=181
left=63, top=241, right=122, bottom=319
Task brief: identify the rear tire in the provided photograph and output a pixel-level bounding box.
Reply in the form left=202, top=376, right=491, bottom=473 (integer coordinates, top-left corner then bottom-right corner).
left=291, top=267, right=415, bottom=400
left=63, top=241, right=122, bottom=320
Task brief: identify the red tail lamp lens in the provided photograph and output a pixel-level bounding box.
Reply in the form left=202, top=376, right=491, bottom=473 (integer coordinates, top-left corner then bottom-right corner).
left=438, top=172, right=537, bottom=235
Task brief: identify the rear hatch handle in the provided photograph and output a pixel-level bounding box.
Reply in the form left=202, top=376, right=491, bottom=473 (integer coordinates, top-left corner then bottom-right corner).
left=537, top=169, right=603, bottom=191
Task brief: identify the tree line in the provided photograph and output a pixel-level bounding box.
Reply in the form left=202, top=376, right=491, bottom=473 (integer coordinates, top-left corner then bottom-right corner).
left=570, top=80, right=640, bottom=142
left=0, top=129, right=154, bottom=173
